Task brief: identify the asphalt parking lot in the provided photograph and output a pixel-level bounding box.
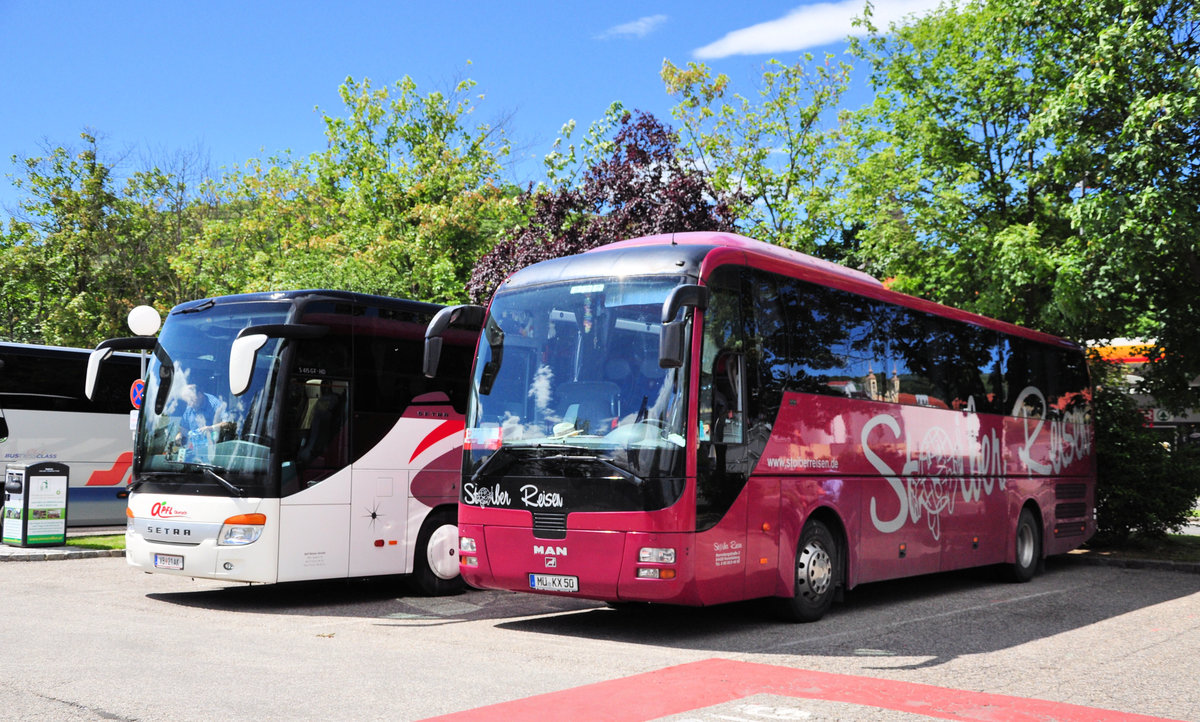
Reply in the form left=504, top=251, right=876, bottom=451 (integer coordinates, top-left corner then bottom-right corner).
left=2, top=545, right=1198, bottom=721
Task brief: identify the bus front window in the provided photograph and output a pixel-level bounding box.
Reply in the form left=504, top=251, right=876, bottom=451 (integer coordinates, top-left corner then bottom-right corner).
left=135, top=301, right=291, bottom=496
left=469, top=277, right=689, bottom=490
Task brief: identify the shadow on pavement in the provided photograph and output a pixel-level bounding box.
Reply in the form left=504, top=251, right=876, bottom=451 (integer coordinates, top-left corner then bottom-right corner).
left=146, top=575, right=602, bottom=624
left=492, top=556, right=1200, bottom=666
left=145, top=555, right=1197, bottom=664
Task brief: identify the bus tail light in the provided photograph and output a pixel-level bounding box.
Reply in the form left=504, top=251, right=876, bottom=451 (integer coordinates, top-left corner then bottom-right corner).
left=218, top=513, right=266, bottom=546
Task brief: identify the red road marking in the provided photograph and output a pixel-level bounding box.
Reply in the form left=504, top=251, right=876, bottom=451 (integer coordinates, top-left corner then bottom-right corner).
left=423, top=658, right=1179, bottom=722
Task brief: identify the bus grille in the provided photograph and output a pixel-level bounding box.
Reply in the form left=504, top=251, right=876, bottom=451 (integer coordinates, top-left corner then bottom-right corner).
left=1055, top=502, right=1087, bottom=519
left=532, top=512, right=567, bottom=540
left=1056, top=483, right=1087, bottom=500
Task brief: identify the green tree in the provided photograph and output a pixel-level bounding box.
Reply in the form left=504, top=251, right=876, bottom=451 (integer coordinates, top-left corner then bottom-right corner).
left=1022, top=0, right=1200, bottom=409
left=661, top=55, right=853, bottom=254
left=844, top=1, right=1080, bottom=329
left=2, top=134, right=187, bottom=345
left=186, top=75, right=520, bottom=304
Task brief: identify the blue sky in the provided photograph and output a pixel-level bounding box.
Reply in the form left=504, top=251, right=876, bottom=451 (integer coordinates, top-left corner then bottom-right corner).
left=0, top=0, right=940, bottom=214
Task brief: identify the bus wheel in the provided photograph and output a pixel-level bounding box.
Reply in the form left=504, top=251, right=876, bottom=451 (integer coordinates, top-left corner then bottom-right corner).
left=411, top=510, right=465, bottom=596
left=779, top=519, right=838, bottom=623
left=1004, top=507, right=1042, bottom=583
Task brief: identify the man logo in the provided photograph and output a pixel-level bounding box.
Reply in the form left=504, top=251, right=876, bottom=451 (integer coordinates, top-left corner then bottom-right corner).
left=533, top=544, right=567, bottom=556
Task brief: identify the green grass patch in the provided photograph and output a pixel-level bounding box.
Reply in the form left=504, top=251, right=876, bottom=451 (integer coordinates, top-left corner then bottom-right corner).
left=1083, top=534, right=1200, bottom=563
left=65, top=534, right=125, bottom=550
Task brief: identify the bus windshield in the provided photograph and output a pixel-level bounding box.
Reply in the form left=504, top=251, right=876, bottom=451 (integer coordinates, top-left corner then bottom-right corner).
left=135, top=300, right=292, bottom=496
left=469, top=276, right=688, bottom=488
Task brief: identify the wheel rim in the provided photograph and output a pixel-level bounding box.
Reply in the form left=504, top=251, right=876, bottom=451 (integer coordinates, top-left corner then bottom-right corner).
left=1016, top=520, right=1036, bottom=569
left=426, top=524, right=460, bottom=580
left=796, top=540, right=833, bottom=601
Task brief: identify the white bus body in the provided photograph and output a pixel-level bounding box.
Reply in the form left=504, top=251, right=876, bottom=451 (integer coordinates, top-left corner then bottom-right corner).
left=1, top=343, right=140, bottom=525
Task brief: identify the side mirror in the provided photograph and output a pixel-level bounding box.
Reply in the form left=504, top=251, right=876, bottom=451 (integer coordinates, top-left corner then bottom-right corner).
left=230, top=324, right=328, bottom=396
left=0, top=415, right=8, bottom=443
left=424, top=304, right=484, bottom=378
left=659, top=284, right=708, bottom=369
left=85, top=337, right=157, bottom=400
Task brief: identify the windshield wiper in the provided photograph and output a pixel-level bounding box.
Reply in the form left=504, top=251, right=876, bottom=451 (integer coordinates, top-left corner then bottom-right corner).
left=178, top=299, right=216, bottom=314
left=470, top=446, right=517, bottom=483
left=164, top=461, right=245, bottom=496
left=128, top=471, right=175, bottom=492
left=538, top=453, right=642, bottom=482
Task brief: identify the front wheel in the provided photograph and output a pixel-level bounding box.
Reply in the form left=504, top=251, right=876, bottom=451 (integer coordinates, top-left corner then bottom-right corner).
left=1004, top=507, right=1042, bottom=583
left=778, top=519, right=839, bottom=623
left=410, top=510, right=465, bottom=596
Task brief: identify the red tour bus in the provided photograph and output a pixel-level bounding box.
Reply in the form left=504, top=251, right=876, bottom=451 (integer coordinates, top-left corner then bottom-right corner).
left=425, top=232, right=1095, bottom=621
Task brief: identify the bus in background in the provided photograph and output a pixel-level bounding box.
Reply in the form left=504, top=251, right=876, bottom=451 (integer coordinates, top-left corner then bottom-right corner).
left=87, top=290, right=477, bottom=593
left=426, top=232, right=1095, bottom=621
left=1093, top=338, right=1200, bottom=448
left=1, top=342, right=140, bottom=525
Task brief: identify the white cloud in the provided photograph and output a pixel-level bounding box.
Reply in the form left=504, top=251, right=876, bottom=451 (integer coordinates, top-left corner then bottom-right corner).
left=693, top=0, right=945, bottom=59
left=597, top=14, right=668, bottom=40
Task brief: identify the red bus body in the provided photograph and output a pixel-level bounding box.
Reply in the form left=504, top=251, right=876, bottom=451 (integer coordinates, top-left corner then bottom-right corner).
left=453, top=233, right=1094, bottom=619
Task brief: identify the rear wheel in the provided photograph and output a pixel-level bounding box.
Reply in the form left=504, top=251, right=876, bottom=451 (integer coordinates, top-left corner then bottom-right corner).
left=410, top=510, right=464, bottom=596
left=1004, top=507, right=1042, bottom=583
left=778, top=519, right=839, bottom=623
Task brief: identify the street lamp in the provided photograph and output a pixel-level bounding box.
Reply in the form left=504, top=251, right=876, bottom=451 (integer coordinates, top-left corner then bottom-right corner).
left=127, top=305, right=161, bottom=377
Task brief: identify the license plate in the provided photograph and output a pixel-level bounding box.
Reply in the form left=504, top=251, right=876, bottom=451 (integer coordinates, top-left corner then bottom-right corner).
left=529, top=573, right=578, bottom=593
left=154, top=553, right=184, bottom=570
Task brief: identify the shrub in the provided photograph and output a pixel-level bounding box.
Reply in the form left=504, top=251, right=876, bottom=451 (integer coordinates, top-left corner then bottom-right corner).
left=1091, top=366, right=1200, bottom=543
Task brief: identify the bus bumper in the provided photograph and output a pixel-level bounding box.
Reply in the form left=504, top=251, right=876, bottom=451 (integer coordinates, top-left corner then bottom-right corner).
left=458, top=523, right=696, bottom=604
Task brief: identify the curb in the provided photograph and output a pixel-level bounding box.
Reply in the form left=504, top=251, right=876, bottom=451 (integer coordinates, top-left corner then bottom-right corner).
left=0, top=548, right=125, bottom=562
left=1065, top=552, right=1200, bottom=574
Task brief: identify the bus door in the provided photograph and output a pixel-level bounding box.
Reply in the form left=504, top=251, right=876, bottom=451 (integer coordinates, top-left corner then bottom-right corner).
left=693, top=267, right=751, bottom=604
left=277, top=329, right=354, bottom=582
left=346, top=324, right=431, bottom=578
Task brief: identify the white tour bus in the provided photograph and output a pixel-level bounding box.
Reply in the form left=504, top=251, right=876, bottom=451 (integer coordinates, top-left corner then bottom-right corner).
left=1, top=342, right=141, bottom=525
left=87, top=290, right=478, bottom=593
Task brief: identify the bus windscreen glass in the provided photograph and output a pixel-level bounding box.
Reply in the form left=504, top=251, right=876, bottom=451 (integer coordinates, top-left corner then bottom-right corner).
left=134, top=300, right=292, bottom=497
left=466, top=276, right=689, bottom=512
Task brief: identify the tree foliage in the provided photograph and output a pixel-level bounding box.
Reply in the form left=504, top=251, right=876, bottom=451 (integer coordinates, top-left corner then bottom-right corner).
left=845, top=0, right=1200, bottom=410
left=467, top=109, right=742, bottom=303
left=661, top=56, right=853, bottom=255
left=176, top=75, right=520, bottom=305
left=1091, top=362, right=1200, bottom=540
left=1022, top=0, right=1200, bottom=408
left=2, top=133, right=190, bottom=345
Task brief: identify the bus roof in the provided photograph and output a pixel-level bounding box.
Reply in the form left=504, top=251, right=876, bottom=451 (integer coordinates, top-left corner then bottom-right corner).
left=505, top=232, right=1079, bottom=351
left=168, top=289, right=443, bottom=317
left=595, top=232, right=884, bottom=287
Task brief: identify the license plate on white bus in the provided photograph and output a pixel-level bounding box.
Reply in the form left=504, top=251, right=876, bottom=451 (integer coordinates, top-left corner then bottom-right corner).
left=529, top=574, right=578, bottom=593
left=154, top=553, right=184, bottom=570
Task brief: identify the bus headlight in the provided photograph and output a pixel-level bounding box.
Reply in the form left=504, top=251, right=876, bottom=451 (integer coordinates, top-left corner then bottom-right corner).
left=218, top=513, right=266, bottom=546
left=460, top=536, right=477, bottom=553
left=638, top=547, right=675, bottom=564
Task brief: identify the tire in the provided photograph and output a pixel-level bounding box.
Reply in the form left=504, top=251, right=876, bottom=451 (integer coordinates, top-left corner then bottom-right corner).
left=1004, top=507, right=1042, bottom=583
left=778, top=519, right=839, bottom=623
left=410, top=509, right=465, bottom=596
